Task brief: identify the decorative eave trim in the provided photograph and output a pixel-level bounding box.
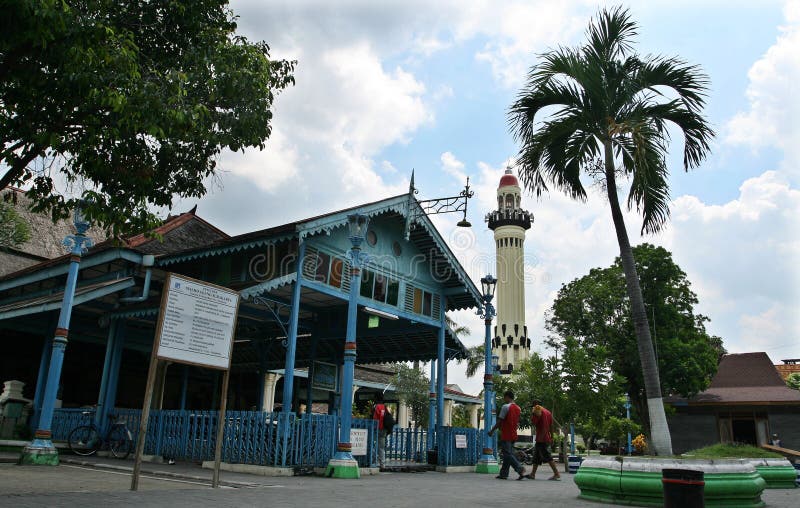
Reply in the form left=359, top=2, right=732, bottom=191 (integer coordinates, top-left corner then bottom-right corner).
left=297, top=196, right=408, bottom=239
left=240, top=273, right=297, bottom=300
left=157, top=234, right=294, bottom=266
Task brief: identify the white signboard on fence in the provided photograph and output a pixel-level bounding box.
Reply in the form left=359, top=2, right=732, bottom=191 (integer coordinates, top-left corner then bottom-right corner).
left=351, top=429, right=368, bottom=456
left=155, top=273, right=240, bottom=369
left=455, top=434, right=467, bottom=449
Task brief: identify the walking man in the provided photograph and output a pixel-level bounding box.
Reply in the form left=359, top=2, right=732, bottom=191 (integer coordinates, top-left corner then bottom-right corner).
left=372, top=392, right=388, bottom=469
left=488, top=390, right=526, bottom=480
left=528, top=400, right=561, bottom=481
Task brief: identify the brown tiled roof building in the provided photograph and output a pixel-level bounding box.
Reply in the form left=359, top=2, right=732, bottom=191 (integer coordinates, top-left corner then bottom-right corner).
left=667, top=352, right=800, bottom=454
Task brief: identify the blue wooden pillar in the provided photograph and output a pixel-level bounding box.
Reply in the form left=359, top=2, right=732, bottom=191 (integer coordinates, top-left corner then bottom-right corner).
left=256, top=341, right=268, bottom=411
left=21, top=222, right=91, bottom=465
left=305, top=335, right=318, bottom=414
left=427, top=359, right=436, bottom=449
left=30, top=334, right=54, bottom=432
left=436, top=297, right=446, bottom=430
left=326, top=215, right=367, bottom=479
left=281, top=241, right=306, bottom=413
left=95, top=321, right=119, bottom=429
left=180, top=366, right=189, bottom=410
left=104, top=321, right=126, bottom=413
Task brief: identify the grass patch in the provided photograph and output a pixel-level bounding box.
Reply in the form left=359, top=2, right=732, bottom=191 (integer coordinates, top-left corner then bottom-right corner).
left=684, top=443, right=783, bottom=459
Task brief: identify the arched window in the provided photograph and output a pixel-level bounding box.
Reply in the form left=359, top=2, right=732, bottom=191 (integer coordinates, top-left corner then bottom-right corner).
left=505, top=194, right=514, bottom=209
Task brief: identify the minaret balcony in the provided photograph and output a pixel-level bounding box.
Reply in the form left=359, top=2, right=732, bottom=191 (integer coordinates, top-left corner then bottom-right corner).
left=485, top=209, right=533, bottom=230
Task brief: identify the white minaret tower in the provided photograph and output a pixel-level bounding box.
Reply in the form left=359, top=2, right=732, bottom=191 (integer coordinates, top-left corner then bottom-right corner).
left=486, top=168, right=533, bottom=374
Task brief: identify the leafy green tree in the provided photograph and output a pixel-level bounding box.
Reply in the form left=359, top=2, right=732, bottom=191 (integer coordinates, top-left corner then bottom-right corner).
left=451, top=404, right=472, bottom=428
left=1, top=0, right=295, bottom=236
left=509, top=6, right=714, bottom=455
left=393, top=364, right=430, bottom=428
left=786, top=373, right=800, bottom=391
left=547, top=244, right=723, bottom=438
left=500, top=338, right=623, bottom=437
left=602, top=416, right=641, bottom=450
left=0, top=201, right=31, bottom=247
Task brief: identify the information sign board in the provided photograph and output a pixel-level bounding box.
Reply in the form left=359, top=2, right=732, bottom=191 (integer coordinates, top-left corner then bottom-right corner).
left=155, top=274, right=239, bottom=369
left=455, top=434, right=467, bottom=449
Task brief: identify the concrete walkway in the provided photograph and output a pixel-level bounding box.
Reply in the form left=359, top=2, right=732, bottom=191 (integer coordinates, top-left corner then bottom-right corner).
left=0, top=457, right=797, bottom=508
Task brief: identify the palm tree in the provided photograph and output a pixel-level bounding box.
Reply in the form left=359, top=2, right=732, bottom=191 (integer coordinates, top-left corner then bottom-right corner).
left=508, top=7, right=713, bottom=455
left=464, top=345, right=485, bottom=378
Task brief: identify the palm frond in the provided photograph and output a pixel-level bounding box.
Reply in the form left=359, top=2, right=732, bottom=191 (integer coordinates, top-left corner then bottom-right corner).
left=585, top=6, right=638, bottom=63
left=629, top=56, right=715, bottom=169
left=614, top=121, right=671, bottom=234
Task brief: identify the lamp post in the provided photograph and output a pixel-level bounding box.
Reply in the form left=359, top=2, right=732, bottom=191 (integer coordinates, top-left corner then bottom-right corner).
left=475, top=275, right=500, bottom=474
left=325, top=213, right=369, bottom=479
left=490, top=354, right=499, bottom=430
left=21, top=201, right=93, bottom=465
left=624, top=394, right=632, bottom=455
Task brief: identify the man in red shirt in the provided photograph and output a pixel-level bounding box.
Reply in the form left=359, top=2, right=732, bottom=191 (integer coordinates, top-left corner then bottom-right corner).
left=528, top=399, right=561, bottom=480
left=372, top=392, right=388, bottom=469
left=488, top=390, right=526, bottom=480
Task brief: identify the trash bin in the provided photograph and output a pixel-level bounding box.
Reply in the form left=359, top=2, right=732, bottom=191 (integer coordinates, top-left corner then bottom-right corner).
left=662, top=469, right=705, bottom=508
left=427, top=449, right=438, bottom=465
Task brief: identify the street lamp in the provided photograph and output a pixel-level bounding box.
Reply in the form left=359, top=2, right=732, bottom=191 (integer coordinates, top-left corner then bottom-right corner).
left=21, top=199, right=93, bottom=465
left=326, top=213, right=369, bottom=479
left=475, top=274, right=499, bottom=474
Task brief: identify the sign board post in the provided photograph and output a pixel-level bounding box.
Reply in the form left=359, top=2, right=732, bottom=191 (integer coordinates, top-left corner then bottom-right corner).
left=131, top=273, right=239, bottom=490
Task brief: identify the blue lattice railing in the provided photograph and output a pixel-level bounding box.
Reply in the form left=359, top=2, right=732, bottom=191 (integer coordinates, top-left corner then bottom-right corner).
left=437, top=426, right=480, bottom=466
left=51, top=408, right=341, bottom=467
left=387, top=427, right=428, bottom=462
left=51, top=408, right=94, bottom=441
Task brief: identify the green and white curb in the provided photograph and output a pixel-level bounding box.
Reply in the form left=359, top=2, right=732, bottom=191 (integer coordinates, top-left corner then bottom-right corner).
left=750, top=458, right=798, bottom=489
left=574, top=456, right=767, bottom=507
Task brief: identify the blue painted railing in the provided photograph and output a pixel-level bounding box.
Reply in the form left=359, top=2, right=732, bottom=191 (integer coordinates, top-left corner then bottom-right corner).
left=52, top=409, right=487, bottom=468
left=51, top=408, right=92, bottom=441
left=437, top=426, right=480, bottom=466
left=387, top=427, right=428, bottom=462
left=52, top=408, right=346, bottom=468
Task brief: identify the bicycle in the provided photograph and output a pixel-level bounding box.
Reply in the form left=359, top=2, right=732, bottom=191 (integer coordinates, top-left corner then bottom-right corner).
left=68, top=411, right=133, bottom=459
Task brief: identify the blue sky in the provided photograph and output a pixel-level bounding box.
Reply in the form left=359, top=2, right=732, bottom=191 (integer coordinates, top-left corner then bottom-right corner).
left=188, top=0, right=800, bottom=394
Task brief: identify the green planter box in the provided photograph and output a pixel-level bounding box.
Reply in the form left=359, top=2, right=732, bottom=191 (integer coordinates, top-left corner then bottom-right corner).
left=575, top=456, right=767, bottom=507
left=750, top=459, right=798, bottom=489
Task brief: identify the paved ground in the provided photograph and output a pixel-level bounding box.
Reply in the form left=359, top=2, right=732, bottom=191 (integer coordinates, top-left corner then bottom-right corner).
left=0, top=459, right=797, bottom=507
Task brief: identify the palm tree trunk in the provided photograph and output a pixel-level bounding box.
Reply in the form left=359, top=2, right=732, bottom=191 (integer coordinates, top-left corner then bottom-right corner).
left=603, top=141, right=673, bottom=456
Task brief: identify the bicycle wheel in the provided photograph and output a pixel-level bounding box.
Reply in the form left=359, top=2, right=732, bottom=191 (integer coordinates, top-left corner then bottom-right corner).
left=68, top=425, right=100, bottom=456
left=108, top=426, right=132, bottom=460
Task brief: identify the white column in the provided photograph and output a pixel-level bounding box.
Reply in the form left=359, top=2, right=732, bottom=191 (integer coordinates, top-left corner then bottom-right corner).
left=444, top=399, right=454, bottom=426
left=262, top=373, right=281, bottom=412
left=469, top=404, right=480, bottom=429
left=352, top=386, right=359, bottom=403
left=398, top=400, right=409, bottom=428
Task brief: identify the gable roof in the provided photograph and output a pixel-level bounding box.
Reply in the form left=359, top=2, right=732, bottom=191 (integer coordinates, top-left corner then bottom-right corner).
left=158, top=192, right=482, bottom=311
left=674, top=352, right=800, bottom=405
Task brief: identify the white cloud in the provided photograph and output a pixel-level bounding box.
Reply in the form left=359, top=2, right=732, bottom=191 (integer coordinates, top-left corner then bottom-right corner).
left=726, top=1, right=800, bottom=172
left=440, top=152, right=467, bottom=183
